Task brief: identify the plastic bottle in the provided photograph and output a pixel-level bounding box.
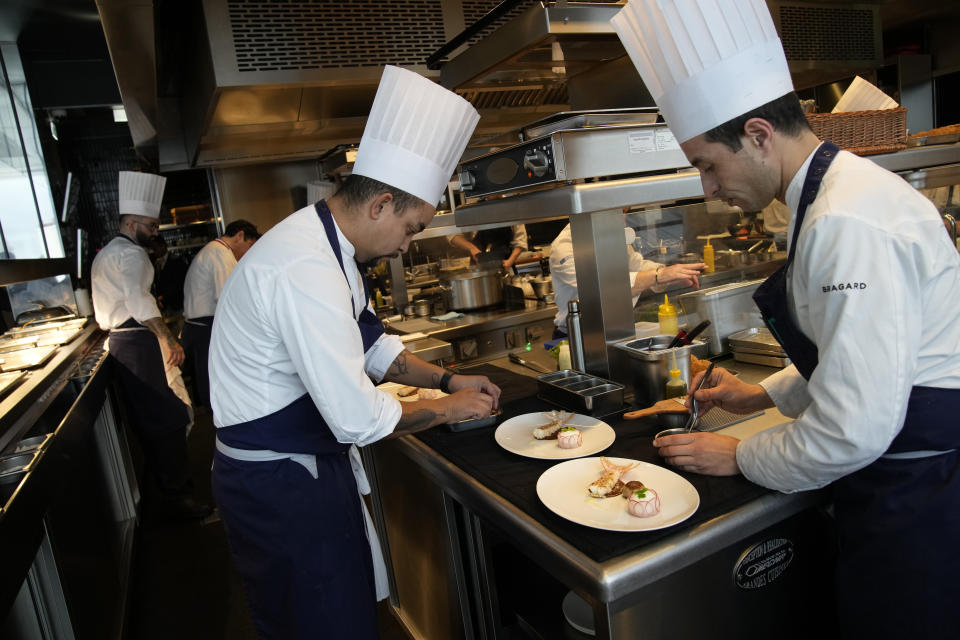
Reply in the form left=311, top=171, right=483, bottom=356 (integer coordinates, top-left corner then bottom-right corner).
left=702, top=238, right=715, bottom=274
left=664, top=352, right=687, bottom=399
left=557, top=342, right=572, bottom=370
left=658, top=294, right=678, bottom=336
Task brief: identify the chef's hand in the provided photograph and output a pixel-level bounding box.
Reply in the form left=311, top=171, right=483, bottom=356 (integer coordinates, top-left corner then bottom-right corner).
left=657, top=263, right=706, bottom=289
left=165, top=340, right=185, bottom=367
left=653, top=431, right=741, bottom=476
left=449, top=374, right=501, bottom=411
left=688, top=367, right=773, bottom=415
left=443, top=388, right=496, bottom=422
left=469, top=248, right=482, bottom=263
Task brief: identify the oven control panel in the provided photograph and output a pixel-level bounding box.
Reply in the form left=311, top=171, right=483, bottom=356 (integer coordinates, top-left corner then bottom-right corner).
left=459, top=137, right=559, bottom=198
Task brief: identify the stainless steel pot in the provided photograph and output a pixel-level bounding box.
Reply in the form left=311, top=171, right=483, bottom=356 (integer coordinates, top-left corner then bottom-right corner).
left=439, top=269, right=503, bottom=310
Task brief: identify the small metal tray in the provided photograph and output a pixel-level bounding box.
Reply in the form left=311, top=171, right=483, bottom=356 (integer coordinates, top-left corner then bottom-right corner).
left=0, top=452, right=36, bottom=485
left=8, top=433, right=51, bottom=455
left=447, top=410, right=501, bottom=433
left=0, top=346, right=56, bottom=372
left=727, top=327, right=787, bottom=355
left=537, top=370, right=625, bottom=415
left=732, top=351, right=792, bottom=368
left=907, top=131, right=960, bottom=147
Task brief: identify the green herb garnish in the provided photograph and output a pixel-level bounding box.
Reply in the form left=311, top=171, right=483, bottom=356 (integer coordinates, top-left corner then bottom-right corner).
left=560, top=426, right=578, bottom=432
left=632, top=488, right=648, bottom=499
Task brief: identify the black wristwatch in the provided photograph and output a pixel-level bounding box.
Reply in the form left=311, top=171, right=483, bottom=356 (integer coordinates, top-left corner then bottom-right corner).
left=439, top=371, right=455, bottom=394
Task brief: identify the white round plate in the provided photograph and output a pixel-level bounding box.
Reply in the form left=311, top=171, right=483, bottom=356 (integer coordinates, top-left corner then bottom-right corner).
left=494, top=413, right=615, bottom=460
left=536, top=457, right=699, bottom=532
left=377, top=382, right=448, bottom=402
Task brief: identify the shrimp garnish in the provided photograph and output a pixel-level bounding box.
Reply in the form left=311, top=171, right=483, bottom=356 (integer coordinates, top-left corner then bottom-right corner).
left=532, top=410, right=573, bottom=440
left=588, top=457, right=639, bottom=498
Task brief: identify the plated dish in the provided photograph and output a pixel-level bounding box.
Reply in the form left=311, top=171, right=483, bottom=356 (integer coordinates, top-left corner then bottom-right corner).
left=495, top=412, right=615, bottom=460
left=536, top=457, right=699, bottom=532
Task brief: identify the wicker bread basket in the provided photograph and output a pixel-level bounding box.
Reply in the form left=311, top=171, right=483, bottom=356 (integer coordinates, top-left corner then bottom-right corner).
left=806, top=107, right=907, bottom=156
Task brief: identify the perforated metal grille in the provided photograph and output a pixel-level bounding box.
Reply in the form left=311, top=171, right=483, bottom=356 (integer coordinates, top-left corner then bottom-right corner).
left=778, top=5, right=877, bottom=61
left=227, top=0, right=447, bottom=71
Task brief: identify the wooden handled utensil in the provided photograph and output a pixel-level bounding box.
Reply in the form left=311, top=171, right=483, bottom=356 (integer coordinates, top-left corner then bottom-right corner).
left=623, top=397, right=689, bottom=420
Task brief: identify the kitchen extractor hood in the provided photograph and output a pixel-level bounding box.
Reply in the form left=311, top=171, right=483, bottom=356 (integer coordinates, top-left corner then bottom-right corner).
left=95, top=0, right=886, bottom=172
left=441, top=1, right=885, bottom=110
left=97, top=0, right=575, bottom=171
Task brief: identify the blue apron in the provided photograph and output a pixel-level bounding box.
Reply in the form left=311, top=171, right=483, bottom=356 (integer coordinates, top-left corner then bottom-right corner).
left=107, top=234, right=192, bottom=494
left=752, top=143, right=960, bottom=638
left=181, top=315, right=214, bottom=410
left=211, top=201, right=386, bottom=640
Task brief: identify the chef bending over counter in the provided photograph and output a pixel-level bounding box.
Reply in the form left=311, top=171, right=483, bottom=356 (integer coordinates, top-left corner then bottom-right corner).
left=207, top=66, right=500, bottom=639
left=612, top=1, right=960, bottom=638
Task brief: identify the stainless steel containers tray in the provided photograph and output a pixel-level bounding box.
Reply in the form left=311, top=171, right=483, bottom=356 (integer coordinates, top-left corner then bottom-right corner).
left=8, top=433, right=51, bottom=455
left=727, top=327, right=786, bottom=355
left=0, top=345, right=56, bottom=372
left=537, top=370, right=624, bottom=415
left=0, top=452, right=36, bottom=485
left=732, top=351, right=792, bottom=368
left=609, top=335, right=709, bottom=408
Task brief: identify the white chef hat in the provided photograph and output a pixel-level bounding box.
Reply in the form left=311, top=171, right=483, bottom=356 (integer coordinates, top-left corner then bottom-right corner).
left=611, top=0, right=794, bottom=143
left=352, top=65, right=480, bottom=206
left=118, top=171, right=167, bottom=218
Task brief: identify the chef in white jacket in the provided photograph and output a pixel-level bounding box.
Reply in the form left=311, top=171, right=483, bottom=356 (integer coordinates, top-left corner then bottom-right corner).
left=91, top=171, right=210, bottom=520
left=181, top=218, right=259, bottom=410
left=549, top=219, right=703, bottom=338
left=612, top=1, right=960, bottom=637
left=208, top=66, right=499, bottom=640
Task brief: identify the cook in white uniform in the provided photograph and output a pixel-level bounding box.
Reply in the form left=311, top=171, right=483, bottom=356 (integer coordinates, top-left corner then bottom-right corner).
left=207, top=66, right=500, bottom=640
left=91, top=171, right=210, bottom=520
left=549, top=219, right=703, bottom=337
left=181, top=219, right=259, bottom=410
left=612, top=1, right=960, bottom=637
left=450, top=224, right=529, bottom=270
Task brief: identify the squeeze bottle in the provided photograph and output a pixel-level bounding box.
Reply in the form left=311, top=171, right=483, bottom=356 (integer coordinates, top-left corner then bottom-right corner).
left=703, top=238, right=715, bottom=274
left=658, top=294, right=679, bottom=336
left=557, top=342, right=572, bottom=370
left=664, top=353, right=687, bottom=399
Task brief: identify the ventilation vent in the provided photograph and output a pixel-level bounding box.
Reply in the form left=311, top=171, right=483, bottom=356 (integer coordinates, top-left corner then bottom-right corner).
left=777, top=4, right=877, bottom=62
left=227, top=0, right=448, bottom=72
left=457, top=84, right=568, bottom=109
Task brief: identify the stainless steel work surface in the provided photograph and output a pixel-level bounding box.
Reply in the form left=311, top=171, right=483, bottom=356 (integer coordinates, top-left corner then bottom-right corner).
left=400, top=361, right=816, bottom=604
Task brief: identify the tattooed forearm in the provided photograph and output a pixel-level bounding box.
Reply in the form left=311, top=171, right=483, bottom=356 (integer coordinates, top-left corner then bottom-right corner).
left=390, top=408, right=445, bottom=438
left=430, top=372, right=441, bottom=388
left=390, top=351, right=409, bottom=377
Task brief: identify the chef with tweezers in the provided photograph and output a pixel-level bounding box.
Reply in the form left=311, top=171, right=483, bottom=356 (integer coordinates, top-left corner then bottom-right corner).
left=612, top=1, right=960, bottom=637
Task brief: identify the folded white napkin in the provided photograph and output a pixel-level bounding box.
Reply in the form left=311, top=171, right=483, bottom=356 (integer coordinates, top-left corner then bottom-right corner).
left=431, top=311, right=464, bottom=321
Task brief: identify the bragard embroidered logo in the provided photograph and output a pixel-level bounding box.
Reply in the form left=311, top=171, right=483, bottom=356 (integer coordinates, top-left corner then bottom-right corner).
left=821, top=282, right=867, bottom=293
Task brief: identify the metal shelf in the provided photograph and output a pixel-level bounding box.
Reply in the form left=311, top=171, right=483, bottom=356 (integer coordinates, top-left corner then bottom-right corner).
left=158, top=219, right=218, bottom=231
left=0, top=259, right=72, bottom=288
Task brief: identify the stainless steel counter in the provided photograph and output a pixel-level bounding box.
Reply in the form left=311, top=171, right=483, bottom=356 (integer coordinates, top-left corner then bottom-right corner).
left=372, top=355, right=829, bottom=639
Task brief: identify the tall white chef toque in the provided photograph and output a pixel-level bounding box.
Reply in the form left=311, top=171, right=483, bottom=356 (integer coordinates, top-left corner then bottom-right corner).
left=352, top=65, right=480, bottom=206
left=118, top=171, right=167, bottom=218
left=611, top=0, right=794, bottom=143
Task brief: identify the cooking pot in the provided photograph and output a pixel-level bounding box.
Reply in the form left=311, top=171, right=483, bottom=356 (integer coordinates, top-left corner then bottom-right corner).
left=530, top=276, right=553, bottom=300
left=439, top=269, right=503, bottom=310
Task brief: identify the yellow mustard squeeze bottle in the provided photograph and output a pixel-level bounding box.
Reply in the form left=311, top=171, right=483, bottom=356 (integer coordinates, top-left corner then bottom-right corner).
left=703, top=238, right=715, bottom=274
left=658, top=294, right=679, bottom=336
left=664, top=353, right=688, bottom=399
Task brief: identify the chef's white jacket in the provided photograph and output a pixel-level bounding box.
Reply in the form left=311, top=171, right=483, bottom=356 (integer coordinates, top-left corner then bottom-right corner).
left=549, top=223, right=664, bottom=330
left=738, top=147, right=960, bottom=493
left=91, top=235, right=162, bottom=330
left=208, top=205, right=404, bottom=445
left=183, top=239, right=236, bottom=319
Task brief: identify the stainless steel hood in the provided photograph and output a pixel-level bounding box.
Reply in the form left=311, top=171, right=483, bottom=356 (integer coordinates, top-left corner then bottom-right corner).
left=442, top=1, right=887, bottom=110
left=96, top=0, right=574, bottom=171
left=95, top=0, right=892, bottom=172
